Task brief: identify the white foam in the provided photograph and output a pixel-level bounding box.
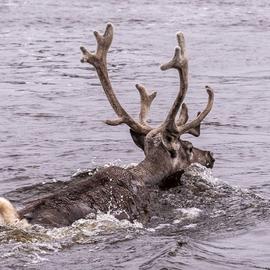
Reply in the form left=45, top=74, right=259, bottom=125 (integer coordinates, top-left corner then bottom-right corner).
left=154, top=223, right=171, bottom=230
left=186, top=163, right=220, bottom=185
left=183, top=223, right=197, bottom=229
left=176, top=207, right=202, bottom=220
left=45, top=211, right=143, bottom=241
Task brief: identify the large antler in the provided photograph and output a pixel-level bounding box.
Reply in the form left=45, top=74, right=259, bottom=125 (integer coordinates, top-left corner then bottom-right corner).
left=80, top=23, right=214, bottom=146
left=80, top=23, right=156, bottom=135
left=160, top=32, right=214, bottom=138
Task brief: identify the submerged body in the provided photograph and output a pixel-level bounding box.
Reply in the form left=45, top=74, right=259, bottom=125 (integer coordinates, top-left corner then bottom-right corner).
left=1, top=152, right=214, bottom=228
left=0, top=165, right=200, bottom=228
left=17, top=166, right=151, bottom=227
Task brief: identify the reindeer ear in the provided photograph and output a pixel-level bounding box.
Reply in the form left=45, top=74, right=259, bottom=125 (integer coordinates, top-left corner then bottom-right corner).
left=130, top=129, right=145, bottom=150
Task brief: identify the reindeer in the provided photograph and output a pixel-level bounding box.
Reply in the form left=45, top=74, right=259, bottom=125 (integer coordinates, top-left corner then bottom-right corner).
left=0, top=24, right=215, bottom=228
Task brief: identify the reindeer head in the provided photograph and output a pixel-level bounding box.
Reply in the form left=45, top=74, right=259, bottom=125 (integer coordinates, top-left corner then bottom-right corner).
left=80, top=24, right=215, bottom=174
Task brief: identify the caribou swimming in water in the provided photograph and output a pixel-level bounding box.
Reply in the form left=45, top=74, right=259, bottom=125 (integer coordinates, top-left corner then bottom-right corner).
left=0, top=24, right=215, bottom=228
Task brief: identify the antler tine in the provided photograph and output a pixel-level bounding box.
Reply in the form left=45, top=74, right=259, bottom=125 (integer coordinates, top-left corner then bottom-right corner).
left=177, top=103, right=188, bottom=126
left=188, top=111, right=201, bottom=137
left=93, top=24, right=113, bottom=60
left=176, top=104, right=201, bottom=137
left=80, top=23, right=152, bottom=135
left=136, top=84, right=157, bottom=126
left=177, top=86, right=214, bottom=135
left=80, top=23, right=113, bottom=67
left=160, top=32, right=188, bottom=132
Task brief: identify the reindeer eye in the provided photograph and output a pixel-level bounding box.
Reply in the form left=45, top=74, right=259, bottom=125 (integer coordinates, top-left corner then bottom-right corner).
left=188, top=144, right=193, bottom=153
left=166, top=136, right=172, bottom=143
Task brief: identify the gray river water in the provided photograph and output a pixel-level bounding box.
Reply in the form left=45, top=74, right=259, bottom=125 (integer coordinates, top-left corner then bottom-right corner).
left=0, top=0, right=270, bottom=269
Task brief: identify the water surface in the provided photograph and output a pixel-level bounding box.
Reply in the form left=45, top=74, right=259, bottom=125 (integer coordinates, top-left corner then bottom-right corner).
left=0, top=0, right=270, bottom=269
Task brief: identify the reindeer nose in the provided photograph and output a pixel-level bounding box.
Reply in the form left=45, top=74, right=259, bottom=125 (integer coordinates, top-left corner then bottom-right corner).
left=205, top=151, right=215, bottom=168
left=208, top=151, right=215, bottom=163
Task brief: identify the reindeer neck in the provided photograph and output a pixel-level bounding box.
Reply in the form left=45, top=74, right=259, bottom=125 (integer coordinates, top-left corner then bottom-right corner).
left=129, top=157, right=172, bottom=186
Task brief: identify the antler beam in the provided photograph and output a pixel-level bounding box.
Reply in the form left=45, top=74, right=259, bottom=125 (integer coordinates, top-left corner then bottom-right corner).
left=160, top=31, right=214, bottom=138
left=80, top=23, right=152, bottom=135
left=160, top=32, right=188, bottom=133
